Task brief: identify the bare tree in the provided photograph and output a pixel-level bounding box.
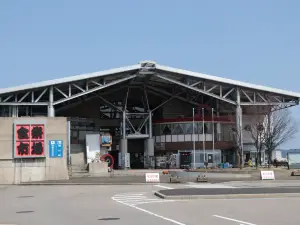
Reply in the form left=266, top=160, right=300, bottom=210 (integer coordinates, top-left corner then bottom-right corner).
left=231, top=126, right=244, bottom=168
left=264, top=109, right=298, bottom=166
left=245, top=115, right=266, bottom=167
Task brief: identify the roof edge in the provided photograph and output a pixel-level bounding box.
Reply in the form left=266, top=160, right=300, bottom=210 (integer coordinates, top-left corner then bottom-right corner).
left=0, top=64, right=140, bottom=95
left=156, top=64, right=300, bottom=98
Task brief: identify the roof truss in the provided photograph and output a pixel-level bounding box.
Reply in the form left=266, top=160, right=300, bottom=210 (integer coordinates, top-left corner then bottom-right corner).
left=0, top=62, right=298, bottom=110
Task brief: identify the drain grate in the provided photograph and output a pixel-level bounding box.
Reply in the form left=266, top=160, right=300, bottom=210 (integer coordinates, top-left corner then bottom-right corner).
left=17, top=196, right=34, bottom=198
left=16, top=211, right=34, bottom=214
left=98, top=218, right=120, bottom=221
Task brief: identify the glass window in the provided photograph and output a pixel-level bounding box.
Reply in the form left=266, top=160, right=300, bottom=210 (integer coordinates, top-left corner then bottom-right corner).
left=161, top=124, right=171, bottom=135
left=205, top=123, right=212, bottom=134
left=173, top=124, right=184, bottom=134
left=199, top=153, right=204, bottom=163
left=185, top=123, right=193, bottom=134
left=197, top=123, right=203, bottom=134
left=154, top=124, right=160, bottom=136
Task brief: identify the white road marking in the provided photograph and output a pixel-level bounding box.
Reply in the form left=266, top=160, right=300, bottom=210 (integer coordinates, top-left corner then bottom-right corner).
left=213, top=215, right=257, bottom=225
left=112, top=192, right=175, bottom=206
left=154, top=184, right=174, bottom=189
left=113, top=197, right=186, bottom=225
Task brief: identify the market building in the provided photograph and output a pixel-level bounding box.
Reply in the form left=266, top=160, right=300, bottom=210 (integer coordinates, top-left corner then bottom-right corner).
left=0, top=61, right=299, bottom=183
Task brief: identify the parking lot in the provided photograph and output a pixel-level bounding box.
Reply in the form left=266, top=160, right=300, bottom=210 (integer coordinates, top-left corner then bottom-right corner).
left=1, top=184, right=299, bottom=225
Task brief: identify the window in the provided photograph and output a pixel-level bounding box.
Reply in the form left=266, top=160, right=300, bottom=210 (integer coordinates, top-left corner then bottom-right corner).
left=185, top=123, right=193, bottom=134
left=172, top=124, right=184, bottom=134
left=161, top=124, right=171, bottom=135
left=154, top=124, right=160, bottom=136
left=205, top=123, right=212, bottom=134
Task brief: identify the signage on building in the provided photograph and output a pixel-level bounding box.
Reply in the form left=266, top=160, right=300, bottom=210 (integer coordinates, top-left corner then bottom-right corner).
left=261, top=170, right=275, bottom=180
left=49, top=140, right=64, bottom=158
left=14, top=121, right=46, bottom=158
left=145, top=173, right=160, bottom=183
left=100, top=134, right=112, bottom=147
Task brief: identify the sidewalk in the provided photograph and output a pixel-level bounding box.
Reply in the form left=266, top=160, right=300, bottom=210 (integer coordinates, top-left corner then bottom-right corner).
left=17, top=168, right=299, bottom=185
left=155, top=187, right=300, bottom=200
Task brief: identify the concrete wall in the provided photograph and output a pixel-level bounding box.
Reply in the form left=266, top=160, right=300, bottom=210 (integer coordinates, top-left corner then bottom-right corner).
left=0, top=117, right=69, bottom=184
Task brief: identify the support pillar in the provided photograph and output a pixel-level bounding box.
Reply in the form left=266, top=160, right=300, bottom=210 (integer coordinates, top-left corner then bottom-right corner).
left=48, top=86, right=55, bottom=117
left=148, top=111, right=152, bottom=138
left=144, top=111, right=154, bottom=168
left=144, top=138, right=154, bottom=168
left=236, top=88, right=244, bottom=167
left=120, top=138, right=128, bottom=169
left=120, top=110, right=128, bottom=169
left=216, top=100, right=221, bottom=141
left=11, top=106, right=18, bottom=117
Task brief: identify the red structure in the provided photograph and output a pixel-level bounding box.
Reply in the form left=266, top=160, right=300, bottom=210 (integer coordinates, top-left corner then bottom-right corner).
left=15, top=124, right=45, bottom=158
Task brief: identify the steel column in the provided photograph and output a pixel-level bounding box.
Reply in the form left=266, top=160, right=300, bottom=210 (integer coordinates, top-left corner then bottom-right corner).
left=48, top=86, right=55, bottom=117
left=122, top=110, right=126, bottom=139
left=148, top=111, right=152, bottom=138
left=236, top=88, right=243, bottom=166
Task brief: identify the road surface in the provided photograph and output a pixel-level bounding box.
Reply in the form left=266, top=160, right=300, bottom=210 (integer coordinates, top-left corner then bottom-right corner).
left=0, top=182, right=299, bottom=225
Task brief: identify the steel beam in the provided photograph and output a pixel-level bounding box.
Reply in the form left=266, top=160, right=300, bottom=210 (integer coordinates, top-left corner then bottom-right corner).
left=155, top=74, right=236, bottom=105
left=54, top=87, right=68, bottom=98
left=35, top=88, right=48, bottom=102
left=18, top=92, right=30, bottom=103
left=146, top=85, right=199, bottom=106
left=98, top=96, right=123, bottom=112
left=0, top=102, right=48, bottom=106
left=240, top=102, right=297, bottom=106
left=53, top=75, right=136, bottom=105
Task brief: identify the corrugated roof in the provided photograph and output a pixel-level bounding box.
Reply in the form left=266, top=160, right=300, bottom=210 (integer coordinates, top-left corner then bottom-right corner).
left=1, top=62, right=300, bottom=98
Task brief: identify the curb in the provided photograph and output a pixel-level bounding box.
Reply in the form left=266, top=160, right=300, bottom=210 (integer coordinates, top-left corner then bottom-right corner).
left=17, top=182, right=164, bottom=186
left=154, top=191, right=300, bottom=200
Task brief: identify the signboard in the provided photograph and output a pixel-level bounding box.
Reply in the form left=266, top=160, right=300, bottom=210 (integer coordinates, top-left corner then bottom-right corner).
left=14, top=121, right=46, bottom=158
left=49, top=140, right=63, bottom=158
left=145, top=173, right=160, bottom=183
left=100, top=134, right=112, bottom=147
left=261, top=170, right=275, bottom=180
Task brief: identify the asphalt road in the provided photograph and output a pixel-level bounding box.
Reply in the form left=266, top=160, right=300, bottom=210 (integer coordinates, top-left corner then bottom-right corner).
left=1, top=183, right=300, bottom=225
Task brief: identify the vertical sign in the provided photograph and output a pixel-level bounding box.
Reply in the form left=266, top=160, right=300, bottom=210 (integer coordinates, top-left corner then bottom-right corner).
left=49, top=140, right=63, bottom=158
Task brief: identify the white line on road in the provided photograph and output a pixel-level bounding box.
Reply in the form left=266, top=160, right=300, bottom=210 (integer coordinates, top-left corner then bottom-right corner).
left=115, top=199, right=186, bottom=225
left=213, top=215, right=257, bottom=225
left=154, top=185, right=174, bottom=189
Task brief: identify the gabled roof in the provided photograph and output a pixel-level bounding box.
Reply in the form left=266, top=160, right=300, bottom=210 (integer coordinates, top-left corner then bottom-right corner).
left=1, top=61, right=300, bottom=98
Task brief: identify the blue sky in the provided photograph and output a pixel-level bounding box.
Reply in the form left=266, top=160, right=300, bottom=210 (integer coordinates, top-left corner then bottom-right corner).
left=1, top=0, right=300, bottom=148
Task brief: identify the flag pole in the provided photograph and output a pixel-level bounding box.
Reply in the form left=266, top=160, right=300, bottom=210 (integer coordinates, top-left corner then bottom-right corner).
left=202, top=108, right=206, bottom=169
left=192, top=107, right=196, bottom=169
left=212, top=108, right=215, bottom=168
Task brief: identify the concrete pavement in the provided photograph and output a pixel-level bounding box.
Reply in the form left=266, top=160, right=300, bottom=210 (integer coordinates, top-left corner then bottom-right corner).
left=1, top=183, right=300, bottom=225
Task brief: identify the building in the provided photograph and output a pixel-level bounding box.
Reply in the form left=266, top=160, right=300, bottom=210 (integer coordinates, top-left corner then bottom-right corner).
left=1, top=61, right=299, bottom=183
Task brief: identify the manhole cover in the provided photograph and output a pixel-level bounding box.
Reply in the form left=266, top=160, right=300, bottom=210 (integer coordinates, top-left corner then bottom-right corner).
left=16, top=211, right=34, bottom=214
left=98, top=218, right=120, bottom=221
left=17, top=196, right=34, bottom=198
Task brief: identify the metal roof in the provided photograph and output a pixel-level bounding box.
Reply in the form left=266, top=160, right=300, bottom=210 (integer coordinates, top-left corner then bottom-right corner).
left=1, top=62, right=300, bottom=98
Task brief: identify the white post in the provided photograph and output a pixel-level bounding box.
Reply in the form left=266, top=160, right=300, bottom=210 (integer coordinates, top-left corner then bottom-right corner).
left=202, top=108, right=206, bottom=167
left=193, top=108, right=196, bottom=169
left=212, top=108, right=215, bottom=167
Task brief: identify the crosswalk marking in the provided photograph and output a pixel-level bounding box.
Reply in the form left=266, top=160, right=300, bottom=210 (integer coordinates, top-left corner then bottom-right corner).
left=112, top=192, right=175, bottom=206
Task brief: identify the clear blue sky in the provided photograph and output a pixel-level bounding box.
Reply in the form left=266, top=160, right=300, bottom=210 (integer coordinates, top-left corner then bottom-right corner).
left=1, top=0, right=300, bottom=148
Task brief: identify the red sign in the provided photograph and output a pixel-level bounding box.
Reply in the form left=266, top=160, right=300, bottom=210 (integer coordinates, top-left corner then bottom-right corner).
left=15, top=124, right=45, bottom=158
